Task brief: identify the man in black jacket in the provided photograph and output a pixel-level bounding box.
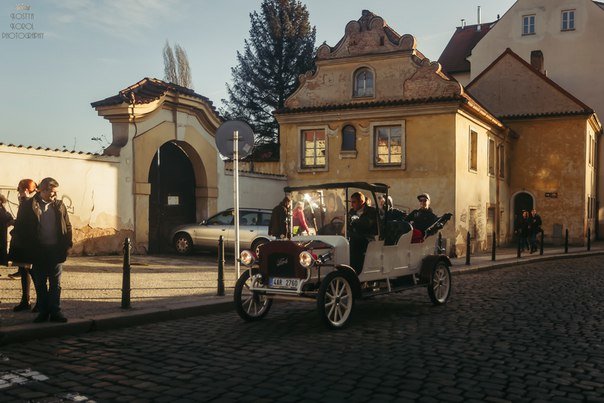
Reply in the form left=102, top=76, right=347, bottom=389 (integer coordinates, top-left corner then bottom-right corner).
left=406, top=193, right=438, bottom=233
left=12, top=177, right=72, bottom=323
left=348, top=192, right=378, bottom=273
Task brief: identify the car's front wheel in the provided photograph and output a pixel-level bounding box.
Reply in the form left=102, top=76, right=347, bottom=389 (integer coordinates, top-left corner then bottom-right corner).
left=427, top=261, right=451, bottom=304
left=234, top=269, right=272, bottom=321
left=173, top=233, right=193, bottom=255
left=317, top=271, right=355, bottom=329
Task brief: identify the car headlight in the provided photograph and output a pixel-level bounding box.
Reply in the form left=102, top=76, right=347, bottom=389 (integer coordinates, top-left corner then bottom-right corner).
left=299, top=251, right=316, bottom=268
left=240, top=250, right=256, bottom=266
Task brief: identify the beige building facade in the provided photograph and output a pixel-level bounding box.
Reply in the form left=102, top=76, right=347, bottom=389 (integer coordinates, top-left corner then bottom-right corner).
left=451, top=0, right=604, bottom=235
left=276, top=11, right=513, bottom=256
left=467, top=49, right=601, bottom=244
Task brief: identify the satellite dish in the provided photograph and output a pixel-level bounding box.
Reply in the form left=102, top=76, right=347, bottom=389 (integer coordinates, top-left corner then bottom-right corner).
left=215, top=120, right=255, bottom=160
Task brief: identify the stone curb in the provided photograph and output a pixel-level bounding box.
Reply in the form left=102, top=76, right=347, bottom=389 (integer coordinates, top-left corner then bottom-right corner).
left=0, top=298, right=233, bottom=346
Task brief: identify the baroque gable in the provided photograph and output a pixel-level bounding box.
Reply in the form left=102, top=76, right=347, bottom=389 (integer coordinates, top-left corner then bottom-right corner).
left=284, top=11, right=462, bottom=111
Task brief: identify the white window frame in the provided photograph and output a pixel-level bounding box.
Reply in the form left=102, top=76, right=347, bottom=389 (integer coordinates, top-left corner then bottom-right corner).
left=369, top=120, right=406, bottom=170
left=561, top=9, right=575, bottom=31
left=353, top=67, right=375, bottom=98
left=522, top=14, right=535, bottom=35
left=299, top=127, right=328, bottom=172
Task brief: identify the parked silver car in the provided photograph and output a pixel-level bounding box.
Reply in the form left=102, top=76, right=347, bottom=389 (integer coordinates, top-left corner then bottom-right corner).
left=171, top=208, right=273, bottom=255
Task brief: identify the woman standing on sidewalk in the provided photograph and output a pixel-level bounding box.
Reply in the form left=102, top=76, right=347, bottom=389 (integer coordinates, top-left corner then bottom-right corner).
left=8, top=179, right=38, bottom=312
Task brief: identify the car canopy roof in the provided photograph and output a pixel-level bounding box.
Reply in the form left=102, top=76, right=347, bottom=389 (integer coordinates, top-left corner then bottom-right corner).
left=284, top=182, right=389, bottom=194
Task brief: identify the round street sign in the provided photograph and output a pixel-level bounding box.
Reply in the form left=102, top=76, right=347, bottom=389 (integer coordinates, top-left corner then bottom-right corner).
left=215, top=120, right=255, bottom=160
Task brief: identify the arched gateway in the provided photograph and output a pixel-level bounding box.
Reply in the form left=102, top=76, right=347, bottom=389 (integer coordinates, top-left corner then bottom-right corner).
left=92, top=78, right=221, bottom=253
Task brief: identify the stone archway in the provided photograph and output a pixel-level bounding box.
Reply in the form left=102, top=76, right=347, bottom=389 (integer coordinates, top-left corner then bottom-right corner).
left=148, top=141, right=197, bottom=253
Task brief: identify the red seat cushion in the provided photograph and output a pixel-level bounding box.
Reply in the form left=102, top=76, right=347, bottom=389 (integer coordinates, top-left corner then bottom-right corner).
left=411, top=229, right=425, bottom=243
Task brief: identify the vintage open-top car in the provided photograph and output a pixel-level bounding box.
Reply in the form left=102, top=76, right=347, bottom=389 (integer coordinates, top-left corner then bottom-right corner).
left=234, top=182, right=453, bottom=329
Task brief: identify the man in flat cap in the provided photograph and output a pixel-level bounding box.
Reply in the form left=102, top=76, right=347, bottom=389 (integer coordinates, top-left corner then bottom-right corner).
left=406, top=193, right=438, bottom=233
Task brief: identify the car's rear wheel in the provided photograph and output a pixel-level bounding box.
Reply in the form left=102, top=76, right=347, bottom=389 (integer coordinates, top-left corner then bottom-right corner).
left=234, top=269, right=272, bottom=321
left=317, top=271, right=355, bottom=329
left=427, top=261, right=451, bottom=304
left=173, top=233, right=193, bottom=255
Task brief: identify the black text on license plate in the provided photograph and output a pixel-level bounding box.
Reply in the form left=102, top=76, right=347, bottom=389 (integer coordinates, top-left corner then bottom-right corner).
left=270, top=277, right=299, bottom=288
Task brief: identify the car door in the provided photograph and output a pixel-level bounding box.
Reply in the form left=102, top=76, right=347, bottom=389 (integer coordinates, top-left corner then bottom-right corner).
left=195, top=210, right=234, bottom=249
left=228, top=210, right=260, bottom=249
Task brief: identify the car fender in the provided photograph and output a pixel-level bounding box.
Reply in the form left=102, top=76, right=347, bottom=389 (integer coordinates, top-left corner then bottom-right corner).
left=335, top=264, right=362, bottom=298
left=419, top=255, right=451, bottom=284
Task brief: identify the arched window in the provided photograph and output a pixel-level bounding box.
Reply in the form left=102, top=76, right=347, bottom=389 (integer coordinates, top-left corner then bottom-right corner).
left=341, top=125, right=356, bottom=151
left=353, top=68, right=374, bottom=97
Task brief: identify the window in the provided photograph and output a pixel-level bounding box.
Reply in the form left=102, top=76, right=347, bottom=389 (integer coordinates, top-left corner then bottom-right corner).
left=207, top=211, right=234, bottom=225
left=589, top=135, right=595, bottom=167
left=301, top=129, right=326, bottom=168
left=498, top=145, right=505, bottom=178
left=374, top=125, right=403, bottom=166
left=488, top=139, right=495, bottom=175
left=561, top=10, right=575, bottom=31
left=469, top=130, right=478, bottom=172
left=353, top=68, right=374, bottom=97
left=341, top=125, right=356, bottom=151
left=522, top=14, right=535, bottom=35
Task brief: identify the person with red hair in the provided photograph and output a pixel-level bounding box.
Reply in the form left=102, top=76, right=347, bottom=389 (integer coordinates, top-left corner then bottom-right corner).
left=8, top=179, right=38, bottom=312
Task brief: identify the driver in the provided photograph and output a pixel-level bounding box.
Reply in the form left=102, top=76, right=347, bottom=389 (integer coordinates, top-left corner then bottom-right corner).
left=348, top=192, right=378, bottom=273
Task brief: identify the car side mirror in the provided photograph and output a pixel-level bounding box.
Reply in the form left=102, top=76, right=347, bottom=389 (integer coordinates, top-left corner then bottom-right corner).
left=200, top=220, right=207, bottom=225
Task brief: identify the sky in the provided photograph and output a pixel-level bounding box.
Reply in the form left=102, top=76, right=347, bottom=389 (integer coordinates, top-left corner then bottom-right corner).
left=0, top=0, right=516, bottom=153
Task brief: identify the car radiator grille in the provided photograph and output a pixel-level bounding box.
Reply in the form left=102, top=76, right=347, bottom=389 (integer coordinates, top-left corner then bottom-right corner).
left=267, top=253, right=298, bottom=278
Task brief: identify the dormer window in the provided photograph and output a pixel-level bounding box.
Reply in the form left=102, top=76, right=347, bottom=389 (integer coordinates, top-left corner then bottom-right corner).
left=561, top=10, right=575, bottom=31
left=353, top=68, right=374, bottom=97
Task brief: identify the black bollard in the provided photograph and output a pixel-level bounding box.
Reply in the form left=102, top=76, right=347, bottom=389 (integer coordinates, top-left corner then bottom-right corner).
left=517, top=234, right=522, bottom=258
left=121, top=238, right=131, bottom=309
left=540, top=230, right=544, bottom=256
left=465, top=231, right=471, bottom=265
left=564, top=229, right=569, bottom=253
left=491, top=231, right=496, bottom=261
left=217, top=236, right=225, bottom=296
left=587, top=227, right=591, bottom=251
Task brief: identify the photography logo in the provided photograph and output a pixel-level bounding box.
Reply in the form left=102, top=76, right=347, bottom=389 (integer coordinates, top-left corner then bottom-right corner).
left=3, top=4, right=44, bottom=40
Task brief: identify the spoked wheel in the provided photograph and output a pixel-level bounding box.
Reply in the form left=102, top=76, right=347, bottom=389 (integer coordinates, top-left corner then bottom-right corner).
left=317, top=271, right=355, bottom=329
left=234, top=269, right=272, bottom=321
left=427, top=261, right=451, bottom=304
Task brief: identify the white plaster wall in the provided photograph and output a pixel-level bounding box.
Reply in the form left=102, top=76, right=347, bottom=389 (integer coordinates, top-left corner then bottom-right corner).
left=218, top=167, right=287, bottom=211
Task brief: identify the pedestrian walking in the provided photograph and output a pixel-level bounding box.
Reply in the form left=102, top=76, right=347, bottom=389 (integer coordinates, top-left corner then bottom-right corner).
left=0, top=194, right=14, bottom=269
left=529, top=209, right=542, bottom=253
left=11, top=177, right=72, bottom=323
left=516, top=210, right=530, bottom=251
left=293, top=201, right=311, bottom=236
left=8, top=179, right=39, bottom=312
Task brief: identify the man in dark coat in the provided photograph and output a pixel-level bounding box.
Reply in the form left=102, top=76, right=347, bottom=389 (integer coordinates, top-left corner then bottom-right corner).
left=268, top=197, right=291, bottom=239
left=11, top=177, right=72, bottom=323
left=348, top=192, right=378, bottom=273
left=406, top=193, right=438, bottom=233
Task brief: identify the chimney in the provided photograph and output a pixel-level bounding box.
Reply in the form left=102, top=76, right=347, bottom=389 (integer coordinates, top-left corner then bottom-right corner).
left=477, top=6, right=482, bottom=31
left=530, top=50, right=545, bottom=74
left=461, top=19, right=466, bottom=29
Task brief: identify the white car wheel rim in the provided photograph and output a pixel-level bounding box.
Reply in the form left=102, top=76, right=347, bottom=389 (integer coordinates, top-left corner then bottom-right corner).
left=432, top=267, right=450, bottom=302
left=324, top=277, right=352, bottom=326
left=241, top=277, right=269, bottom=317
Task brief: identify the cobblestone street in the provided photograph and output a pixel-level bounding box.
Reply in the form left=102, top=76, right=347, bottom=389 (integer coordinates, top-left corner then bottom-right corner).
left=1, top=256, right=604, bottom=402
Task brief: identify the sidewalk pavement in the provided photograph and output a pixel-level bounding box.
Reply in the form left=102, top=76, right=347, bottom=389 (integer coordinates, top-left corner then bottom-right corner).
left=1, top=242, right=603, bottom=345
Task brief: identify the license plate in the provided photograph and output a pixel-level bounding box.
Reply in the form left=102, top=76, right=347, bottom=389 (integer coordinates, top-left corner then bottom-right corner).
left=269, top=277, right=300, bottom=289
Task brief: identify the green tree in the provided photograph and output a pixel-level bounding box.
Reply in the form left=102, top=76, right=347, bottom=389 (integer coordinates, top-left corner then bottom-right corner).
left=163, top=41, right=193, bottom=89
left=223, top=0, right=316, bottom=145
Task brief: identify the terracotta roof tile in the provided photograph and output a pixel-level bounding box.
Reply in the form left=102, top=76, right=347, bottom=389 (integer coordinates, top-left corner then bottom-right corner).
left=0, top=143, right=100, bottom=156
left=438, top=22, right=496, bottom=74
left=91, top=78, right=220, bottom=118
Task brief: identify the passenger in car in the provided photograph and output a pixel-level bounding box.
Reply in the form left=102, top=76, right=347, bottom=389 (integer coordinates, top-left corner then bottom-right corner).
left=348, top=192, right=378, bottom=273
left=406, top=193, right=438, bottom=242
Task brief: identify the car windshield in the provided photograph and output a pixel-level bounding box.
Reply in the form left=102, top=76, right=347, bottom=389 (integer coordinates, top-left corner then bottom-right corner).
left=288, top=186, right=384, bottom=237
